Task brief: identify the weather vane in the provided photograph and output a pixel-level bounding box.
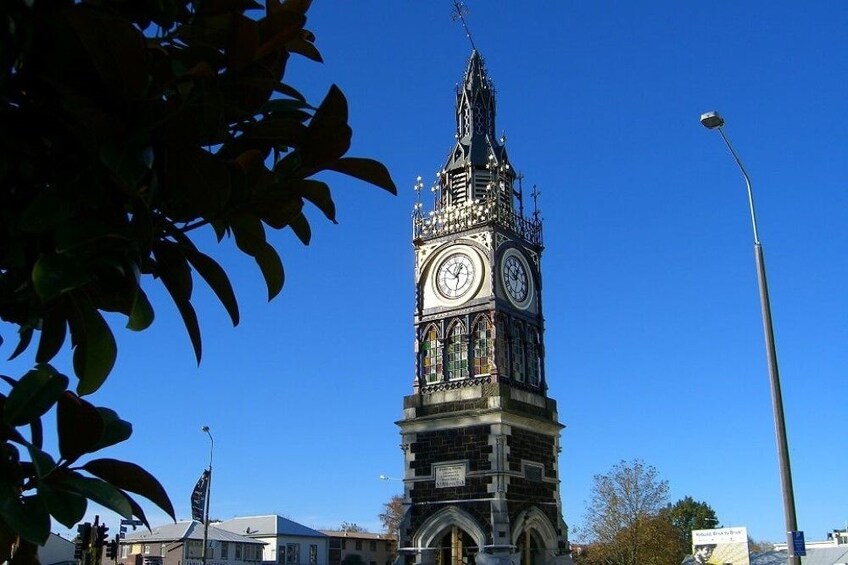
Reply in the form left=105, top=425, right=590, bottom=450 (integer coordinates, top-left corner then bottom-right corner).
left=451, top=1, right=477, bottom=51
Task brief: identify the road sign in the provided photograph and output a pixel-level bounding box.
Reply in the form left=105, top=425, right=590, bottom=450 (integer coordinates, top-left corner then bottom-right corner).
left=791, top=531, right=806, bottom=556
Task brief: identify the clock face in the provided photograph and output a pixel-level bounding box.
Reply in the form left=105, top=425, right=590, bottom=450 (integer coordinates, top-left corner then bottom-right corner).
left=503, top=255, right=529, bottom=303
left=436, top=253, right=476, bottom=299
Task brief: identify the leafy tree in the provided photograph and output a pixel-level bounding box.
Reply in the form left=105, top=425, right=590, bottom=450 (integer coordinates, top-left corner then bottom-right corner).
left=0, top=0, right=395, bottom=562
left=664, top=496, right=719, bottom=551
left=577, top=514, right=685, bottom=565
left=340, top=522, right=367, bottom=533
left=748, top=538, right=774, bottom=553
left=582, top=459, right=669, bottom=565
left=378, top=494, right=404, bottom=536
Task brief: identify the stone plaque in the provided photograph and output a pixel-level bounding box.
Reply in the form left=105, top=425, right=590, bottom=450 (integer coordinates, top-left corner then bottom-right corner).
left=435, top=464, right=466, bottom=488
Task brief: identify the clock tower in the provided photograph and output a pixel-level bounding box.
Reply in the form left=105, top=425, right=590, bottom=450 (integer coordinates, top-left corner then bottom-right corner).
left=396, top=51, right=573, bottom=565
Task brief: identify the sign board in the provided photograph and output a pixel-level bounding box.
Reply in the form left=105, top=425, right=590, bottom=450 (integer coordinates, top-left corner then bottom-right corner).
left=790, top=531, right=806, bottom=556
left=692, top=527, right=750, bottom=565
left=435, top=464, right=466, bottom=488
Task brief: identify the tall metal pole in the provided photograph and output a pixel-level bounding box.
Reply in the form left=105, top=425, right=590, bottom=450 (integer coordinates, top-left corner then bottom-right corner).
left=201, top=426, right=214, bottom=565
left=700, top=111, right=801, bottom=565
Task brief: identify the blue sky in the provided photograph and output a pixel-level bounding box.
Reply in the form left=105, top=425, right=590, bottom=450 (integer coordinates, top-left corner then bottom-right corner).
left=4, top=0, right=847, bottom=547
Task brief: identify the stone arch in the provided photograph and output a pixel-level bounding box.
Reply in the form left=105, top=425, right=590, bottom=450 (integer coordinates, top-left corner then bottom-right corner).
left=511, top=507, right=560, bottom=565
left=414, top=505, right=487, bottom=552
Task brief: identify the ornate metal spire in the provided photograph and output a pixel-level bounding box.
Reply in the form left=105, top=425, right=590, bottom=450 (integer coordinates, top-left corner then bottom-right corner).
left=411, top=47, right=542, bottom=246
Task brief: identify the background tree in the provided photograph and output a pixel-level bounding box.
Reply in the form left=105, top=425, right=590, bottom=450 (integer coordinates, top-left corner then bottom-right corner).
left=748, top=538, right=775, bottom=553
left=581, top=459, right=669, bottom=565
left=339, top=522, right=367, bottom=533
left=664, top=496, right=719, bottom=552
left=378, top=494, right=405, bottom=536
left=0, top=0, right=395, bottom=562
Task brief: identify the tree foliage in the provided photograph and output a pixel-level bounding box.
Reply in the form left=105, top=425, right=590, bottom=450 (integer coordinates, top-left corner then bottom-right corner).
left=378, top=494, right=404, bottom=537
left=581, top=459, right=669, bottom=565
left=665, top=496, right=719, bottom=551
left=339, top=522, right=367, bottom=533
left=578, top=461, right=723, bottom=565
left=0, top=0, right=395, bottom=561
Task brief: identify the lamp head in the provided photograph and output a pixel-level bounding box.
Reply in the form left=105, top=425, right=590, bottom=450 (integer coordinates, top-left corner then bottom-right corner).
left=202, top=426, right=210, bottom=433
left=700, top=111, right=725, bottom=129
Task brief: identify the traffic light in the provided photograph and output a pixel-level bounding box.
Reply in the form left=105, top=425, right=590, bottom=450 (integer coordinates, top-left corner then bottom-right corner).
left=96, top=524, right=109, bottom=546
left=75, top=523, right=92, bottom=560
left=105, top=538, right=118, bottom=560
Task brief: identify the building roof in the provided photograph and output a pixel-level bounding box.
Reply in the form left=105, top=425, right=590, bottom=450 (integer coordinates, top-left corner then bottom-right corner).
left=320, top=531, right=395, bottom=541
left=217, top=516, right=326, bottom=539
left=122, top=521, right=264, bottom=545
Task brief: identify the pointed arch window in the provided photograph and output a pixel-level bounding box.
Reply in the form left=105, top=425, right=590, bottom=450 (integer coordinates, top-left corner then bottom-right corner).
left=446, top=323, right=468, bottom=380
left=472, top=316, right=493, bottom=376
left=511, top=320, right=526, bottom=382
left=526, top=327, right=540, bottom=387
left=421, top=326, right=442, bottom=384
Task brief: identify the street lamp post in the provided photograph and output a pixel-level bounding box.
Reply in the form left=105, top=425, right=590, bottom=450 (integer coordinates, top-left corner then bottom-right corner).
left=700, top=111, right=801, bottom=564
left=201, top=426, right=214, bottom=565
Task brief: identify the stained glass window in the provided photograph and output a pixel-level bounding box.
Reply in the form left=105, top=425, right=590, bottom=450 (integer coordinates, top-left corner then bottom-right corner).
left=511, top=320, right=526, bottom=382
left=446, top=323, right=468, bottom=380
left=421, top=326, right=442, bottom=383
left=472, top=316, right=493, bottom=376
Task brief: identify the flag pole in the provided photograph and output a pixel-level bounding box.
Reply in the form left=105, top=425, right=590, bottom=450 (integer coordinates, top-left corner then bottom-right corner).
left=202, top=426, right=214, bottom=565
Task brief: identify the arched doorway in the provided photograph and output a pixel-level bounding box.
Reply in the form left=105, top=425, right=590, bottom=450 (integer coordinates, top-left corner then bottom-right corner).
left=511, top=507, right=560, bottom=565
left=413, top=506, right=486, bottom=565
left=434, top=526, right=478, bottom=565
left=516, top=529, right=543, bottom=565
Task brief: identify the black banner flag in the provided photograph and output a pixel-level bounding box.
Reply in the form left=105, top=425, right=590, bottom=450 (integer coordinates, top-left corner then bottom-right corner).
left=190, top=470, right=209, bottom=522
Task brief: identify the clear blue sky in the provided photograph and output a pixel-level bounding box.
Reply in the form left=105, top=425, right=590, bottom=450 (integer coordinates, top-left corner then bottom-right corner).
left=4, top=0, right=846, bottom=547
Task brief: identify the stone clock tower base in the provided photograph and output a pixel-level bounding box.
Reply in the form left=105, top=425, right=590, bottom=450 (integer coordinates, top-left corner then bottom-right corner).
left=396, top=383, right=573, bottom=565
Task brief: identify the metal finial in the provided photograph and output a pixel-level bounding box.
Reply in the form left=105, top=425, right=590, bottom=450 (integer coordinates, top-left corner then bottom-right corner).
left=451, top=1, right=477, bottom=51
left=531, top=184, right=542, bottom=222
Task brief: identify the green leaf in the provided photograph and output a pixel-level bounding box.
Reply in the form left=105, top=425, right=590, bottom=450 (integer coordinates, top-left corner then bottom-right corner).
left=286, top=36, right=321, bottom=62
left=327, top=157, right=397, bottom=194
left=82, top=459, right=175, bottom=521
left=152, top=242, right=193, bottom=303
left=0, top=495, right=51, bottom=545
left=295, top=180, right=336, bottom=223
left=37, top=484, right=87, bottom=529
left=127, top=287, right=155, bottom=331
left=91, top=407, right=132, bottom=451
left=57, top=392, right=103, bottom=463
left=8, top=327, right=33, bottom=361
left=181, top=247, right=240, bottom=326
left=3, top=365, right=68, bottom=426
left=24, top=445, right=56, bottom=479
left=17, top=190, right=76, bottom=233
left=154, top=241, right=204, bottom=361
left=301, top=85, right=351, bottom=168
left=232, top=218, right=284, bottom=299
left=56, top=474, right=132, bottom=519
left=68, top=294, right=117, bottom=395
left=35, top=311, right=68, bottom=363
left=119, top=490, right=151, bottom=530
left=253, top=244, right=284, bottom=300
left=32, top=253, right=95, bottom=302
left=288, top=212, right=311, bottom=245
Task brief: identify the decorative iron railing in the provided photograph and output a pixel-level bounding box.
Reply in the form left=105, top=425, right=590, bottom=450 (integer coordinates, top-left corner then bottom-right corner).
left=413, top=197, right=542, bottom=245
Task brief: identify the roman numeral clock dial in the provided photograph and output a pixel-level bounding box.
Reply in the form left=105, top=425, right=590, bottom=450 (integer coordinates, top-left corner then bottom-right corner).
left=436, top=253, right=475, bottom=299
left=500, top=249, right=533, bottom=309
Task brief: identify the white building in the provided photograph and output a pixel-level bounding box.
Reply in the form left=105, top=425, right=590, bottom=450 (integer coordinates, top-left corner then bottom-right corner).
left=217, top=515, right=328, bottom=565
